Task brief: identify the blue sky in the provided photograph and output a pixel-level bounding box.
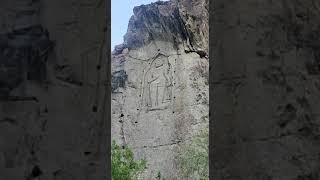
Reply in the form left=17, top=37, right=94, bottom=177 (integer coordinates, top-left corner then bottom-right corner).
left=112, top=0, right=166, bottom=50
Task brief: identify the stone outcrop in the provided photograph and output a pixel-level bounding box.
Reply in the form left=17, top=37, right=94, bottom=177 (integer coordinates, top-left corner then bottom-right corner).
left=120, top=0, right=208, bottom=53
left=111, top=0, right=208, bottom=179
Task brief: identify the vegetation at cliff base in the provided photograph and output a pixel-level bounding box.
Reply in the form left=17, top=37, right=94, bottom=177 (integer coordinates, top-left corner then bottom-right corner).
left=179, top=127, right=209, bottom=180
left=111, top=140, right=146, bottom=180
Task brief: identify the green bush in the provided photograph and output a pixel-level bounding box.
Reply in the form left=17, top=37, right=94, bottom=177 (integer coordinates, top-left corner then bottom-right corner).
left=179, top=128, right=209, bottom=180
left=111, top=140, right=146, bottom=180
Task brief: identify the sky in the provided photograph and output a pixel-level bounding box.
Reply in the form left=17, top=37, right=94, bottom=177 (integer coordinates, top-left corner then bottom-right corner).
left=111, top=0, right=166, bottom=50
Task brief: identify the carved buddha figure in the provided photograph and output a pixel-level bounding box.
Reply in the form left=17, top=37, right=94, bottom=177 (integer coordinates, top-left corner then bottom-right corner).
left=141, top=54, right=173, bottom=108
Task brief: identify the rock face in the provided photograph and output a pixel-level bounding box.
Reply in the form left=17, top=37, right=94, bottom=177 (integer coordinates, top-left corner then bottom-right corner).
left=0, top=0, right=108, bottom=179
left=212, top=0, right=320, bottom=179
left=111, top=0, right=208, bottom=179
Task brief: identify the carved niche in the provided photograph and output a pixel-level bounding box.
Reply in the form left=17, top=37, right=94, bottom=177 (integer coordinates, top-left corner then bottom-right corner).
left=140, top=53, right=174, bottom=109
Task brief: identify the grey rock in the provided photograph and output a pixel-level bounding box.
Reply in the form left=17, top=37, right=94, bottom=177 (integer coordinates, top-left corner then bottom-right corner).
left=0, top=0, right=108, bottom=179
left=112, top=0, right=209, bottom=179
left=212, top=0, right=320, bottom=179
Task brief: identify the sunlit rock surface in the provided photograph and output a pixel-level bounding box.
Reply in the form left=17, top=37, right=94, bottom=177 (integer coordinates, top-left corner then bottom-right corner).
left=111, top=0, right=209, bottom=179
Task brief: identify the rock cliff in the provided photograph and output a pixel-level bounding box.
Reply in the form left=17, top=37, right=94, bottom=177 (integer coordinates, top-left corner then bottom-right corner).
left=212, top=0, right=320, bottom=179
left=0, top=0, right=107, bottom=179
left=111, top=0, right=209, bottom=179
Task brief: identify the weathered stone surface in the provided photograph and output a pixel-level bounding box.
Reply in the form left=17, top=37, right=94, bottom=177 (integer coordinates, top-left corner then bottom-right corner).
left=212, top=0, right=320, bottom=179
left=0, top=0, right=108, bottom=179
left=0, top=25, right=53, bottom=97
left=118, top=0, right=208, bottom=53
left=112, top=0, right=208, bottom=179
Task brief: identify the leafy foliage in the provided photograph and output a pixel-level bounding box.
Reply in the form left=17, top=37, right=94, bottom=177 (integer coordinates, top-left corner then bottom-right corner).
left=111, top=140, right=147, bottom=180
left=179, top=128, right=209, bottom=180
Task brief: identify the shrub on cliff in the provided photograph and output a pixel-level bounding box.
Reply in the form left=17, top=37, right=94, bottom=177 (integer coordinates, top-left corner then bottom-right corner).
left=111, top=140, right=146, bottom=180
